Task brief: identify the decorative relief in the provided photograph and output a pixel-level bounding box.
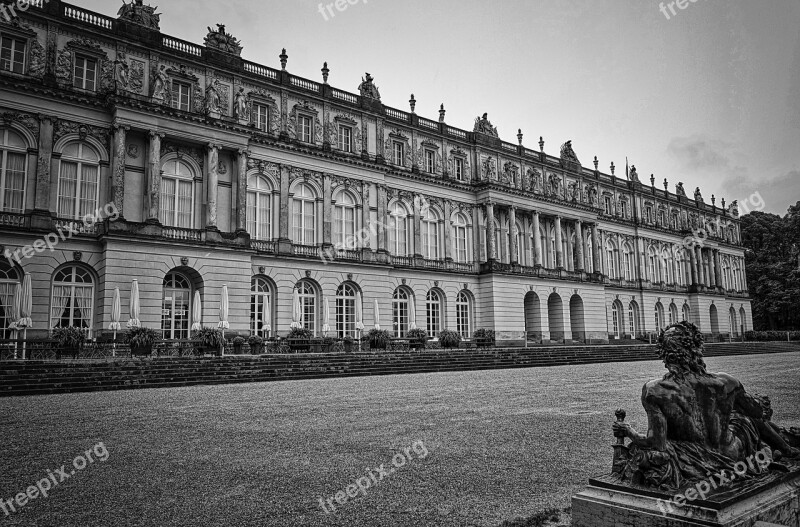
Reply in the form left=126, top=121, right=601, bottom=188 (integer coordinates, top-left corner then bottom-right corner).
left=559, top=140, right=581, bottom=172
left=117, top=1, right=161, bottom=30
left=446, top=147, right=470, bottom=179
left=247, top=158, right=280, bottom=180
left=55, top=48, right=73, bottom=86
left=161, top=143, right=204, bottom=170
left=54, top=120, right=110, bottom=146
left=545, top=172, right=563, bottom=198
left=528, top=168, right=542, bottom=193
left=150, top=64, right=170, bottom=104
left=501, top=162, right=519, bottom=187
left=128, top=59, right=145, bottom=94
left=248, top=89, right=280, bottom=135
left=28, top=39, right=45, bottom=79
left=126, top=144, right=140, bottom=159
left=1, top=112, right=39, bottom=142
left=289, top=167, right=322, bottom=188
left=357, top=73, right=381, bottom=101
left=480, top=155, right=497, bottom=181
left=567, top=181, right=581, bottom=203
left=473, top=113, right=498, bottom=137
left=384, top=129, right=412, bottom=167
left=204, top=24, right=243, bottom=56
left=584, top=183, right=598, bottom=207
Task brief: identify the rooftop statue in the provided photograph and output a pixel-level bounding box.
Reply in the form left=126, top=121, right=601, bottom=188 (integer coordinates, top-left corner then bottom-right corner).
left=628, top=164, right=640, bottom=183
left=612, top=321, right=799, bottom=492
left=473, top=113, right=498, bottom=137
left=559, top=140, right=581, bottom=172
left=204, top=24, right=243, bottom=56
left=676, top=181, right=687, bottom=197
left=358, top=73, right=381, bottom=101
left=694, top=186, right=704, bottom=203
left=117, top=0, right=161, bottom=30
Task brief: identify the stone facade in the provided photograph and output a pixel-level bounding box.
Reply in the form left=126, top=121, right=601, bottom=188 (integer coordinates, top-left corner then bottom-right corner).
left=0, top=1, right=752, bottom=343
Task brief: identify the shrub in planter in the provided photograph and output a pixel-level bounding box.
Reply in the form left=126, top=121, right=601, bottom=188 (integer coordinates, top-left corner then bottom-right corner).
left=128, top=327, right=160, bottom=357
left=192, top=327, right=225, bottom=356
left=406, top=328, right=429, bottom=350
left=248, top=335, right=265, bottom=354
left=473, top=328, right=496, bottom=346
left=342, top=336, right=355, bottom=353
left=322, top=336, right=336, bottom=353
left=53, top=327, right=86, bottom=359
left=287, top=327, right=313, bottom=340
left=366, top=329, right=391, bottom=350
left=438, top=329, right=462, bottom=349
left=232, top=336, right=246, bottom=354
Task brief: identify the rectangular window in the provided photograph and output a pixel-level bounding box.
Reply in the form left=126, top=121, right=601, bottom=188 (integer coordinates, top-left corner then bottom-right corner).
left=253, top=103, right=268, bottom=132
left=299, top=115, right=312, bottom=143
left=73, top=55, right=97, bottom=91
left=392, top=141, right=404, bottom=166
left=1, top=151, right=25, bottom=213
left=620, top=201, right=627, bottom=218
left=338, top=125, right=352, bottom=152
left=173, top=82, right=191, bottom=112
left=645, top=207, right=653, bottom=223
left=0, top=37, right=26, bottom=74
left=604, top=197, right=611, bottom=215
left=454, top=158, right=464, bottom=181
left=425, top=150, right=435, bottom=173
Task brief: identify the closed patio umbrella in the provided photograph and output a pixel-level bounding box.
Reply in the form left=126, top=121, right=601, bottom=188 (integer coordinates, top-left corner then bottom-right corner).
left=127, top=279, right=141, bottom=328
left=322, top=297, right=331, bottom=335
left=218, top=284, right=230, bottom=335
left=18, top=274, right=32, bottom=360
left=355, top=292, right=364, bottom=331
left=8, top=283, right=20, bottom=359
left=290, top=287, right=302, bottom=329
left=373, top=298, right=381, bottom=330
left=409, top=298, right=417, bottom=331
left=261, top=301, right=271, bottom=337
left=191, top=290, right=202, bottom=331
left=109, top=288, right=122, bottom=357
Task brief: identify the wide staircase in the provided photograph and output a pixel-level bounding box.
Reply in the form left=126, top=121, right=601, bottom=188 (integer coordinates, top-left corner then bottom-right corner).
left=1, top=342, right=797, bottom=397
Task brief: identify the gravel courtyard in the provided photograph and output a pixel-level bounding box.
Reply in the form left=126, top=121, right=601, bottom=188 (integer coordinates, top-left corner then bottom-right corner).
left=2, top=352, right=798, bottom=527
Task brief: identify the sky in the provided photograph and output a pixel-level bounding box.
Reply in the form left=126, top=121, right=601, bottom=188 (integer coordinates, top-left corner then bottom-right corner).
left=83, top=0, right=800, bottom=215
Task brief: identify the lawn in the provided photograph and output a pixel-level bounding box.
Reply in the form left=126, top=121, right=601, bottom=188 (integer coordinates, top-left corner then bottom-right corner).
left=1, top=353, right=798, bottom=527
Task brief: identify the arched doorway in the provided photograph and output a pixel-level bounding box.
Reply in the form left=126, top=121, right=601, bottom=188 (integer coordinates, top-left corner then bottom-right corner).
left=569, top=295, right=585, bottom=342
left=709, top=304, right=719, bottom=335
left=739, top=307, right=746, bottom=335
left=547, top=293, right=564, bottom=342
left=729, top=307, right=738, bottom=337
left=611, top=300, right=624, bottom=339
left=524, top=291, right=542, bottom=341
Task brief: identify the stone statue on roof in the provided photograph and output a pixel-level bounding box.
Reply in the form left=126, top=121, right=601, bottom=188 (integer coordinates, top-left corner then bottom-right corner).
left=204, top=24, right=243, bottom=56
left=117, top=0, right=161, bottom=30
left=358, top=73, right=381, bottom=101
left=676, top=182, right=687, bottom=197
left=473, top=113, right=498, bottom=137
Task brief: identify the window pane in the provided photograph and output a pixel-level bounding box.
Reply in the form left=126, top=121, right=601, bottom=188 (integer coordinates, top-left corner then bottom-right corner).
left=160, top=178, right=176, bottom=226
left=2, top=152, right=25, bottom=213
left=57, top=161, right=79, bottom=218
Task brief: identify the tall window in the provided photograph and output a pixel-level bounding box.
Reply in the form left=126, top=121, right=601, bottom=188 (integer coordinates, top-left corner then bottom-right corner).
left=645, top=207, right=653, bottom=223
left=172, top=82, right=191, bottom=112
left=515, top=224, right=523, bottom=264
left=253, top=103, right=268, bottom=132
left=654, top=303, right=665, bottom=332
left=292, top=183, right=317, bottom=245
left=0, top=36, right=26, bottom=74
left=0, top=128, right=26, bottom=213
left=160, top=159, right=194, bottom=228
left=0, top=263, right=19, bottom=339
left=425, top=150, right=435, bottom=173
left=676, top=251, right=687, bottom=285
left=335, top=283, right=357, bottom=338
left=648, top=247, right=659, bottom=282
left=682, top=304, right=691, bottom=323
left=388, top=202, right=409, bottom=256
left=662, top=251, right=673, bottom=284
left=162, top=272, right=191, bottom=340
left=392, top=141, right=404, bottom=166
left=57, top=142, right=99, bottom=220
left=338, top=125, right=352, bottom=152
left=604, top=196, right=612, bottom=215
left=628, top=302, right=639, bottom=336
left=73, top=55, right=97, bottom=91
left=51, top=265, right=94, bottom=334
left=426, top=290, right=443, bottom=338
left=456, top=291, right=472, bottom=339
left=251, top=276, right=272, bottom=338
left=453, top=213, right=469, bottom=263
left=421, top=208, right=440, bottom=260
left=247, top=175, right=273, bottom=240
left=334, top=191, right=357, bottom=249
left=606, top=242, right=617, bottom=278
left=299, top=114, right=312, bottom=143
left=622, top=244, right=633, bottom=280
left=454, top=158, right=464, bottom=181
left=611, top=302, right=622, bottom=337
left=392, top=288, right=410, bottom=337
left=298, top=281, right=317, bottom=335
left=620, top=201, right=627, bottom=218
left=669, top=304, right=679, bottom=325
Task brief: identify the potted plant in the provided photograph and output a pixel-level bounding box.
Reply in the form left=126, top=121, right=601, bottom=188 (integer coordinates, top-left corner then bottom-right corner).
left=321, top=336, right=336, bottom=353
left=232, top=336, right=245, bottom=354
left=365, top=329, right=391, bottom=350
left=192, top=327, right=225, bottom=356
left=473, top=328, right=496, bottom=348
left=128, top=327, right=160, bottom=358
left=439, top=329, right=462, bottom=349
left=407, top=328, right=429, bottom=351
left=286, top=327, right=313, bottom=352
left=342, top=335, right=355, bottom=353
left=248, top=335, right=265, bottom=354
left=53, top=327, right=85, bottom=359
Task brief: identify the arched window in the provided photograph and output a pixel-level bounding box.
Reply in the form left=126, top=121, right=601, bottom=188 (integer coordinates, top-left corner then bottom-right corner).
left=297, top=280, right=317, bottom=335
left=622, top=243, right=634, bottom=280
left=456, top=290, right=472, bottom=339
left=421, top=208, right=440, bottom=260
left=628, top=301, right=639, bottom=336
left=453, top=213, right=470, bottom=263
left=606, top=241, right=618, bottom=278
left=515, top=222, right=524, bottom=264
left=160, top=158, right=195, bottom=228
left=0, top=128, right=27, bottom=213
left=392, top=287, right=411, bottom=337
left=250, top=276, right=273, bottom=337
left=334, top=191, right=357, bottom=249
left=669, top=303, right=679, bottom=325
left=292, top=183, right=317, bottom=245
left=539, top=225, right=549, bottom=268
left=611, top=301, right=623, bottom=338
left=246, top=175, right=273, bottom=241
left=0, top=262, right=20, bottom=338
left=51, top=265, right=94, bottom=334
left=335, top=283, right=357, bottom=338
left=162, top=272, right=192, bottom=340
left=662, top=250, right=673, bottom=284
left=654, top=302, right=665, bottom=332
left=682, top=304, right=691, bottom=323
left=585, top=234, right=593, bottom=273
left=648, top=247, right=659, bottom=283
left=388, top=202, right=410, bottom=256
left=494, top=220, right=504, bottom=262
left=675, top=250, right=687, bottom=286
left=57, top=142, right=99, bottom=220
left=426, top=289, right=443, bottom=338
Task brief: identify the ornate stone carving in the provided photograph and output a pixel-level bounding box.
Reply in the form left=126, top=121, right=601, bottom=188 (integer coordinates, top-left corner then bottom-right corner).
left=126, top=144, right=140, bottom=159
left=567, top=181, right=581, bottom=202
left=287, top=100, right=321, bottom=142
left=204, top=24, right=243, bottom=56
left=481, top=156, right=497, bottom=181
left=628, top=164, right=640, bottom=183
left=1, top=112, right=39, bottom=143
left=100, top=57, right=115, bottom=93
left=128, top=59, right=145, bottom=94
left=234, top=87, right=249, bottom=122
left=728, top=200, right=739, bottom=217
left=117, top=0, right=161, bottom=30
left=248, top=89, right=280, bottom=135
left=357, top=73, right=381, bottom=101
left=150, top=64, right=170, bottom=104
left=28, top=39, right=45, bottom=79
left=247, top=158, right=280, bottom=179
left=161, top=143, right=204, bottom=170
left=501, top=162, right=519, bottom=187
left=55, top=48, right=73, bottom=87
left=528, top=168, right=543, bottom=193
left=205, top=80, right=222, bottom=116
left=113, top=52, right=130, bottom=92
left=559, top=140, right=581, bottom=172
left=546, top=173, right=562, bottom=198
left=54, top=120, right=110, bottom=146
left=473, top=113, right=498, bottom=137
left=694, top=187, right=704, bottom=203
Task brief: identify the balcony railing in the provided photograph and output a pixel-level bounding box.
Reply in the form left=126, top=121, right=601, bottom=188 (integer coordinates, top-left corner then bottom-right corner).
left=163, top=227, right=203, bottom=242
left=243, top=61, right=279, bottom=80
left=293, top=244, right=320, bottom=258
left=63, top=4, right=114, bottom=29
left=290, top=75, right=321, bottom=93
left=451, top=261, right=476, bottom=273
left=391, top=255, right=414, bottom=267
left=0, top=212, right=28, bottom=229
left=162, top=36, right=203, bottom=57
left=54, top=218, right=99, bottom=235
left=332, top=89, right=358, bottom=104
left=251, top=240, right=277, bottom=253
left=420, top=258, right=447, bottom=270
left=335, top=249, right=362, bottom=262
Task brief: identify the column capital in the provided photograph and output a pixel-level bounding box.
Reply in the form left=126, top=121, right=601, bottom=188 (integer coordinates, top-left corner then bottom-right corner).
left=148, top=130, right=165, bottom=139
left=207, top=142, right=221, bottom=152
left=238, top=148, right=251, bottom=157
left=112, top=119, right=130, bottom=132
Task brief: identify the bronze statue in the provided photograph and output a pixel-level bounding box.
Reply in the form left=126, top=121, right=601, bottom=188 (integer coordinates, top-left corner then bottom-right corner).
left=612, top=322, right=799, bottom=491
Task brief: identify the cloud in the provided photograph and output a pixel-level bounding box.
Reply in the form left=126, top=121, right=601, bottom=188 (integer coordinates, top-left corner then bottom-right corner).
left=666, top=135, right=732, bottom=172
left=721, top=169, right=800, bottom=215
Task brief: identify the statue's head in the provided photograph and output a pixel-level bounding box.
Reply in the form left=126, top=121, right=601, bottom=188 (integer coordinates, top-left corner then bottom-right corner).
left=657, top=321, right=709, bottom=378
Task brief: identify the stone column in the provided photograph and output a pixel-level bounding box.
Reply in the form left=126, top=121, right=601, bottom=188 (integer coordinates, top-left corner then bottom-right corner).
left=689, top=246, right=698, bottom=285
left=640, top=239, right=650, bottom=282
left=533, top=211, right=542, bottom=267
left=206, top=143, right=220, bottom=229
left=235, top=149, right=248, bottom=232
left=472, top=206, right=482, bottom=263
left=322, top=174, right=332, bottom=248
left=509, top=206, right=518, bottom=264
left=376, top=184, right=387, bottom=253
left=695, top=246, right=705, bottom=286
left=554, top=216, right=563, bottom=268
left=278, top=165, right=290, bottom=242
left=485, top=202, right=497, bottom=261
left=713, top=249, right=723, bottom=288
left=444, top=199, right=453, bottom=261
left=146, top=131, right=164, bottom=223
left=33, top=115, right=54, bottom=212
left=741, top=257, right=748, bottom=290
left=413, top=193, right=422, bottom=257
left=111, top=122, right=129, bottom=218
left=599, top=230, right=606, bottom=274
left=591, top=223, right=601, bottom=273
left=362, top=183, right=371, bottom=250
left=566, top=224, right=575, bottom=271
left=575, top=220, right=585, bottom=272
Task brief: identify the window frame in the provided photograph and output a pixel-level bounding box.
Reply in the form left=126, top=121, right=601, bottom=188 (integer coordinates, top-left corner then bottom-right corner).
left=0, top=35, right=27, bottom=74
left=50, top=265, right=95, bottom=335
left=0, top=128, right=27, bottom=214
left=73, top=54, right=98, bottom=92
left=335, top=283, right=358, bottom=338
left=251, top=276, right=273, bottom=338
left=161, top=271, right=192, bottom=340
left=392, top=141, right=404, bottom=166
left=291, top=183, right=317, bottom=246
left=253, top=103, right=269, bottom=132
left=425, top=149, right=435, bottom=174
left=454, top=157, right=464, bottom=181
left=56, top=142, right=101, bottom=221
left=172, top=81, right=192, bottom=112
left=246, top=174, right=273, bottom=241
left=456, top=290, right=472, bottom=339
left=298, top=114, right=313, bottom=143
left=159, top=158, right=196, bottom=229
left=426, top=289, right=443, bottom=338
left=337, top=124, right=353, bottom=153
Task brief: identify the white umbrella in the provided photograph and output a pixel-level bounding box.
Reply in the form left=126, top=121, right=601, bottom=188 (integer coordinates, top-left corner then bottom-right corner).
left=322, top=297, right=331, bottom=335
left=8, top=283, right=20, bottom=359
left=373, top=298, right=381, bottom=330
left=109, top=288, right=121, bottom=357
left=290, top=287, right=302, bottom=329
left=261, top=301, right=271, bottom=337
left=355, top=292, right=365, bottom=331
left=18, top=274, right=32, bottom=360
left=191, top=290, right=202, bottom=331
left=218, top=284, right=230, bottom=335
left=409, top=298, right=417, bottom=331
left=127, top=279, right=141, bottom=328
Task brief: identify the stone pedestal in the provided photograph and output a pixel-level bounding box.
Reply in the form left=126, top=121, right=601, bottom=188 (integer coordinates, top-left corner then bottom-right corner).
left=572, top=471, right=800, bottom=527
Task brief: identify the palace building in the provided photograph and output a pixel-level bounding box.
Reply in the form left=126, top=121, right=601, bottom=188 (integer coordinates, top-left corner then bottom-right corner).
left=0, top=0, right=751, bottom=345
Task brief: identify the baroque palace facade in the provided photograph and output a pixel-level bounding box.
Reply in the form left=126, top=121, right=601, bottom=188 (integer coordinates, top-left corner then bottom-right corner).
left=0, top=0, right=751, bottom=345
